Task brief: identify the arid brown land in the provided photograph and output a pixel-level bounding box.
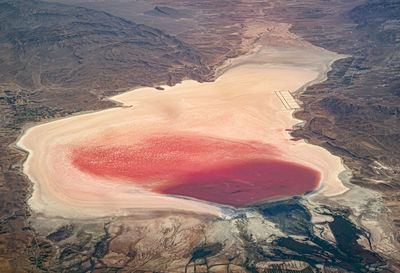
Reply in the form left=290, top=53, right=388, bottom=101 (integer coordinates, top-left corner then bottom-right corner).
left=0, top=0, right=399, bottom=272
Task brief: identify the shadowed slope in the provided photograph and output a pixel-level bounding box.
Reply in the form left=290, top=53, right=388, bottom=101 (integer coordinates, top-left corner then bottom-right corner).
left=0, top=0, right=209, bottom=92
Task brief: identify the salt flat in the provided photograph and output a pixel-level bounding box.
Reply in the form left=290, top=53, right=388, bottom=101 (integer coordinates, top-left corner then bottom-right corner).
left=17, top=45, right=348, bottom=218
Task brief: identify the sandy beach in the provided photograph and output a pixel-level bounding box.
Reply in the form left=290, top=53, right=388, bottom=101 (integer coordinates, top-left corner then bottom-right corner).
left=17, top=45, right=349, bottom=218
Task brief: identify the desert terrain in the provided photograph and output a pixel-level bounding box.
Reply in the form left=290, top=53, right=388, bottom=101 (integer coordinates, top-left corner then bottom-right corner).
left=0, top=0, right=399, bottom=272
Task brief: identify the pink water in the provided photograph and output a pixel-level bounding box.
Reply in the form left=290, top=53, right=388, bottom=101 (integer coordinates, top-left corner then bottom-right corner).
left=70, top=134, right=321, bottom=207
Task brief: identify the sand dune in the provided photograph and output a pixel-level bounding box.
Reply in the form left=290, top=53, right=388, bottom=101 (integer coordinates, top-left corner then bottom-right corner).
left=17, top=45, right=349, bottom=218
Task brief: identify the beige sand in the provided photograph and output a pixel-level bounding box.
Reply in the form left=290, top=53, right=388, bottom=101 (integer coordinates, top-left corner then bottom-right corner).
left=17, top=45, right=349, bottom=218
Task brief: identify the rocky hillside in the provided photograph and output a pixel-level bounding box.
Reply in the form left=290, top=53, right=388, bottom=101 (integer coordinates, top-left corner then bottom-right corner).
left=0, top=0, right=211, bottom=94
left=288, top=0, right=400, bottom=247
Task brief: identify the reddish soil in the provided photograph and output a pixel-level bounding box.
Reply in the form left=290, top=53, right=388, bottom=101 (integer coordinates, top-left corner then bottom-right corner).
left=70, top=134, right=321, bottom=207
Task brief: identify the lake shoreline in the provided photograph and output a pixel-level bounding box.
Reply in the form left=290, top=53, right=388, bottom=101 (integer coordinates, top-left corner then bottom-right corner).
left=16, top=44, right=349, bottom=219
